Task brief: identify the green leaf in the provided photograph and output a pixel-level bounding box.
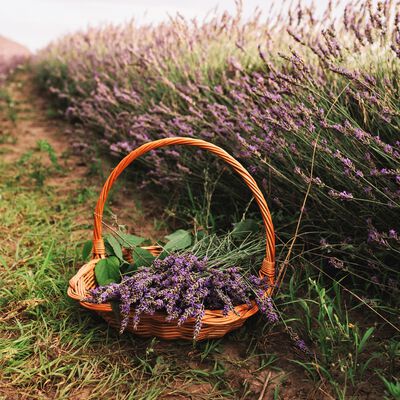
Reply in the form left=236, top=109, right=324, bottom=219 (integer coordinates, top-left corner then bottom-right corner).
left=121, top=263, right=138, bottom=275
left=341, top=243, right=355, bottom=251
left=358, top=327, right=374, bottom=353
left=82, top=240, right=93, bottom=261
left=94, top=256, right=121, bottom=286
left=195, top=230, right=206, bottom=241
left=231, top=219, right=259, bottom=240
left=105, top=235, right=123, bottom=260
left=157, top=250, right=169, bottom=260
left=117, top=232, right=146, bottom=247
left=131, top=247, right=155, bottom=268
left=104, top=240, right=113, bottom=255
left=164, top=229, right=192, bottom=251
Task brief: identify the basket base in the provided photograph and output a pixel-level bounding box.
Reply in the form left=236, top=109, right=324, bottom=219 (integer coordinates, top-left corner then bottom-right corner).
left=97, top=310, right=250, bottom=341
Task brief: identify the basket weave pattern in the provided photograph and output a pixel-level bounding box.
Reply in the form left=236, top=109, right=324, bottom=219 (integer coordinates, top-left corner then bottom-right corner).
left=68, top=137, right=275, bottom=340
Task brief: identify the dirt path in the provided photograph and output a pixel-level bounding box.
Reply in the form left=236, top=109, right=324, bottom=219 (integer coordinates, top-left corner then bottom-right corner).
left=0, top=72, right=85, bottom=173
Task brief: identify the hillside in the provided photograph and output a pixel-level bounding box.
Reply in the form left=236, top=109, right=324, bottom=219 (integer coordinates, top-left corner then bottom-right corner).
left=0, top=35, right=30, bottom=77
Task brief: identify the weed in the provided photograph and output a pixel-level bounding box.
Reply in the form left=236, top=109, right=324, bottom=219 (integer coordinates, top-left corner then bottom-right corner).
left=36, top=139, right=61, bottom=170
left=0, top=88, right=18, bottom=123
left=15, top=140, right=62, bottom=186
left=381, top=376, right=400, bottom=400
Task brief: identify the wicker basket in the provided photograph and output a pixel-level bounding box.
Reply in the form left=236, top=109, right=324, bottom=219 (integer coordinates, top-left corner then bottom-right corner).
left=68, top=137, right=275, bottom=340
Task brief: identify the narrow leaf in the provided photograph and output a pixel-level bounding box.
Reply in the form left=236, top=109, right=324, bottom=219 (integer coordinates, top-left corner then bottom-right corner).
left=82, top=240, right=93, bottom=261
left=358, top=327, right=374, bottom=353
left=106, top=235, right=124, bottom=260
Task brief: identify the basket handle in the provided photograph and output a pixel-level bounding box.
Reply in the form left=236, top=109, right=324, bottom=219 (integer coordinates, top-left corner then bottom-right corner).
left=92, top=137, right=275, bottom=284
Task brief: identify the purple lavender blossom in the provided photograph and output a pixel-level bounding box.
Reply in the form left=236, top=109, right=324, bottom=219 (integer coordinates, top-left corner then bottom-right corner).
left=287, top=327, right=313, bottom=356
left=329, top=257, right=344, bottom=269
left=328, top=190, right=354, bottom=201
left=294, top=338, right=312, bottom=354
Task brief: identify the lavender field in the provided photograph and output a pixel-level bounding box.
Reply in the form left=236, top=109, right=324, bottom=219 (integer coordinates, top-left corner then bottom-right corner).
left=1, top=0, right=398, bottom=398
left=36, top=1, right=399, bottom=295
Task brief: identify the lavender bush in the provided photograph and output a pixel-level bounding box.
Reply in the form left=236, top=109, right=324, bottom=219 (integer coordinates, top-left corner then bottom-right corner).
left=86, top=253, right=275, bottom=339
left=35, top=1, right=399, bottom=293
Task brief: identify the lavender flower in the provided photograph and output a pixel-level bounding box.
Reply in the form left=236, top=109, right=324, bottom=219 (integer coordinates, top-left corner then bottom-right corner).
left=287, top=327, right=313, bottom=356
left=328, top=190, right=354, bottom=201
left=294, top=338, right=312, bottom=355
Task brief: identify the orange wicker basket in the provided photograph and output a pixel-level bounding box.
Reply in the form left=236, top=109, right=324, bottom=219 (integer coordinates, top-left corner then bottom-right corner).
left=68, top=137, right=275, bottom=340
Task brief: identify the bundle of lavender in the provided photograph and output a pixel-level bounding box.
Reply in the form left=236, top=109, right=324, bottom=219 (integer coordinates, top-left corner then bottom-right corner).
left=83, top=221, right=277, bottom=339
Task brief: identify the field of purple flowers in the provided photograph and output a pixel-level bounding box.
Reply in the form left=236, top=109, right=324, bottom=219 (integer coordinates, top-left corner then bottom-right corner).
left=30, top=1, right=400, bottom=397
left=35, top=0, right=399, bottom=298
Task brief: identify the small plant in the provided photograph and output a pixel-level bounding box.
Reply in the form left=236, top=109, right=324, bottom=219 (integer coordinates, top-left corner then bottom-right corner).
left=0, top=88, right=17, bottom=123
left=17, top=150, right=47, bottom=187
left=15, top=140, right=62, bottom=187
left=36, top=139, right=61, bottom=170
left=285, top=274, right=379, bottom=397
left=381, top=376, right=400, bottom=400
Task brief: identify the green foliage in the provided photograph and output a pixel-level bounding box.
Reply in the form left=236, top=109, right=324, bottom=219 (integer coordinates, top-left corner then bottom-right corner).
left=81, top=240, right=93, bottom=260
left=231, top=219, right=259, bottom=240
left=0, top=88, right=18, bottom=123
left=15, top=140, right=62, bottom=187
left=91, top=228, right=194, bottom=285
left=381, top=376, right=400, bottom=399
left=130, top=247, right=156, bottom=269
left=116, top=232, right=146, bottom=247
left=106, top=235, right=124, bottom=260
left=163, top=229, right=192, bottom=251
left=36, top=139, right=60, bottom=170
left=94, top=256, right=121, bottom=286
left=76, top=187, right=96, bottom=204
left=90, top=223, right=265, bottom=285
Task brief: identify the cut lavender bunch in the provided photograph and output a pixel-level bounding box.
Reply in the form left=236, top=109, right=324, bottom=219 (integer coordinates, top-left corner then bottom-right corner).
left=85, top=253, right=276, bottom=339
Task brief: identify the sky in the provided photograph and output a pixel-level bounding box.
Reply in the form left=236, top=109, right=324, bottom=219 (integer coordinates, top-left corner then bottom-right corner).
left=0, top=0, right=331, bottom=52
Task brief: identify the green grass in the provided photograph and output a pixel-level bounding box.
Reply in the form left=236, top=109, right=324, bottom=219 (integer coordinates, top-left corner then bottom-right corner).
left=0, top=87, right=18, bottom=123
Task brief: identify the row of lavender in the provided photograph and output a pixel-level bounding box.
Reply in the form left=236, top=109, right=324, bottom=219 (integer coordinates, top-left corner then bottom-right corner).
left=35, top=1, right=399, bottom=291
